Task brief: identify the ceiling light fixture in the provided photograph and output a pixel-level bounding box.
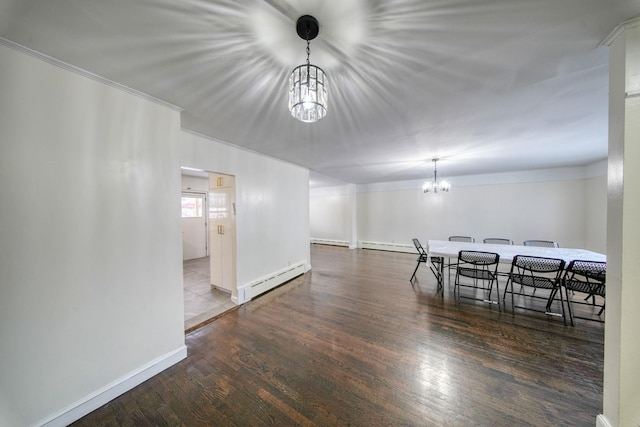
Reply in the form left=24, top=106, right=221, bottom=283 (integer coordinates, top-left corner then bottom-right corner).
left=423, top=158, right=451, bottom=193
left=289, top=15, right=327, bottom=123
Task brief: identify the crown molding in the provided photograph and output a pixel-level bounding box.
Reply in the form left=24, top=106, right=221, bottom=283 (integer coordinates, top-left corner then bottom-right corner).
left=600, top=15, right=640, bottom=47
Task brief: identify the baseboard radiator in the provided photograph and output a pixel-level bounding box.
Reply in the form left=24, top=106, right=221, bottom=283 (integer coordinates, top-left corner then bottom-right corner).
left=360, top=241, right=416, bottom=254
left=310, top=238, right=350, bottom=247
left=241, top=261, right=307, bottom=302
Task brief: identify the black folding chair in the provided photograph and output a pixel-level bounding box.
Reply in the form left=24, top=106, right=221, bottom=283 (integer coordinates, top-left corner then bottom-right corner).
left=450, top=236, right=475, bottom=243
left=523, top=240, right=559, bottom=248
left=483, top=238, right=514, bottom=245
left=562, top=260, right=606, bottom=325
left=410, top=238, right=428, bottom=282
left=504, top=255, right=567, bottom=324
left=454, top=250, right=501, bottom=310
left=446, top=235, right=475, bottom=282
left=411, top=238, right=444, bottom=289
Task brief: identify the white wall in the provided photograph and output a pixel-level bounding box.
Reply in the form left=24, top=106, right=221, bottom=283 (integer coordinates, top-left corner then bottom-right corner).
left=0, top=45, right=186, bottom=426
left=181, top=174, right=208, bottom=192
left=311, top=168, right=607, bottom=253
left=310, top=186, right=352, bottom=242
left=180, top=131, right=311, bottom=299
left=584, top=175, right=607, bottom=252
left=602, top=19, right=640, bottom=427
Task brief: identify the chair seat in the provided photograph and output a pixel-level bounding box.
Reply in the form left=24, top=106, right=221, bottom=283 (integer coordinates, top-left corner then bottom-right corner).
left=510, top=274, right=557, bottom=290
left=457, top=267, right=496, bottom=281
left=564, top=279, right=605, bottom=297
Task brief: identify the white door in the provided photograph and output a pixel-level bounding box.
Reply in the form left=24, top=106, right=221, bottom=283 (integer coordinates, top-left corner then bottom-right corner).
left=181, top=193, right=207, bottom=260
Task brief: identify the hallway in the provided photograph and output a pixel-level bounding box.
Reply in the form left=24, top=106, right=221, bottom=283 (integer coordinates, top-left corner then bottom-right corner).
left=183, top=256, right=236, bottom=331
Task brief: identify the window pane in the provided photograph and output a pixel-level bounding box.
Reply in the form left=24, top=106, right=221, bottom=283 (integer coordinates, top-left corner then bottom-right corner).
left=181, top=196, right=203, bottom=218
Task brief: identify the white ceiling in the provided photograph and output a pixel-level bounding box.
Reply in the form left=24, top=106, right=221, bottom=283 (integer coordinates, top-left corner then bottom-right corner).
left=2, top=0, right=639, bottom=186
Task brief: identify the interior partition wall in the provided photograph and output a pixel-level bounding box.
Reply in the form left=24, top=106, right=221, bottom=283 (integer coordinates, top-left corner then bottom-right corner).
left=181, top=131, right=311, bottom=305
left=0, top=44, right=185, bottom=426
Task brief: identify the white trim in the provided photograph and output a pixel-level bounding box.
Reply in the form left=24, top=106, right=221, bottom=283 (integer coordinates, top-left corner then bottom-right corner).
left=36, top=346, right=188, bottom=427
left=354, top=163, right=607, bottom=193
left=601, top=16, right=640, bottom=46
left=310, top=238, right=350, bottom=247
left=308, top=163, right=608, bottom=192
left=0, top=37, right=183, bottom=112
left=237, top=261, right=307, bottom=304
left=360, top=241, right=416, bottom=254
left=596, top=414, right=613, bottom=427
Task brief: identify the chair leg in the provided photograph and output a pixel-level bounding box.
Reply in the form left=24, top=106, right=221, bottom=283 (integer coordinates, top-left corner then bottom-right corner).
left=489, top=278, right=501, bottom=312
left=564, top=286, right=575, bottom=326
left=557, top=286, right=567, bottom=326
left=546, top=288, right=558, bottom=311
left=453, top=269, right=460, bottom=304
left=510, top=280, right=515, bottom=314
left=584, top=293, right=596, bottom=305
left=410, top=261, right=421, bottom=281
left=430, top=262, right=444, bottom=289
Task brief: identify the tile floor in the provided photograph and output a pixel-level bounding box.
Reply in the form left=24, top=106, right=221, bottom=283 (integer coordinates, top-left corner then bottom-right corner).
left=183, top=256, right=236, bottom=331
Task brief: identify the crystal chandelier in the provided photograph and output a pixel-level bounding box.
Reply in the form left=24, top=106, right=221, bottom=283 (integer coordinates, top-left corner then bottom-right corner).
left=289, top=15, right=327, bottom=123
left=423, top=158, right=451, bottom=193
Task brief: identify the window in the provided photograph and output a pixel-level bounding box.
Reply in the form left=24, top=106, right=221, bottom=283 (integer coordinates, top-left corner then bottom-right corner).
left=181, top=196, right=203, bottom=218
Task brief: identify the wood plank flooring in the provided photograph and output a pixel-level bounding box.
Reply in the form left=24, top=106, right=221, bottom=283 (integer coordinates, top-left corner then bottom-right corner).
left=72, top=244, right=604, bottom=426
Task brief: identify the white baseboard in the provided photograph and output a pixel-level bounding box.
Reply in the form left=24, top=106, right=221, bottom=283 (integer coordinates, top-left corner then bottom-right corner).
left=310, top=238, right=350, bottom=247
left=596, top=414, right=613, bottom=427
left=38, top=345, right=188, bottom=427
left=360, top=241, right=416, bottom=253
left=237, top=260, right=307, bottom=304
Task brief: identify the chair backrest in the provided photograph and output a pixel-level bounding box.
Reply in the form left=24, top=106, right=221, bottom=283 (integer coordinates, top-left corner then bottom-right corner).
left=511, top=255, right=565, bottom=275
left=563, top=260, right=606, bottom=295
left=523, top=240, right=559, bottom=248
left=412, top=238, right=427, bottom=256
left=449, top=235, right=475, bottom=243
left=458, top=250, right=499, bottom=266
left=483, top=238, right=514, bottom=245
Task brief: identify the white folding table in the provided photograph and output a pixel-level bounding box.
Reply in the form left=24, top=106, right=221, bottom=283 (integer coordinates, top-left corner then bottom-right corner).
left=426, top=239, right=605, bottom=287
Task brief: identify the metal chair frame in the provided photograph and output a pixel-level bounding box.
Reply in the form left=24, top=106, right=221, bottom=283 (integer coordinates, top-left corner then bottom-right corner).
left=523, top=240, right=559, bottom=248
left=483, top=238, right=514, bottom=245
left=411, top=238, right=443, bottom=290
left=504, top=255, right=567, bottom=324
left=446, top=236, right=475, bottom=283
left=562, top=260, right=606, bottom=325
left=454, top=250, right=501, bottom=311
left=410, top=238, right=428, bottom=282
left=449, top=236, right=475, bottom=243
left=483, top=239, right=514, bottom=278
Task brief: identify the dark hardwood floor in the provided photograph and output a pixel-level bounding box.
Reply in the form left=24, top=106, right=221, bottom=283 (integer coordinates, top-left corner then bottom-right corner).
left=72, top=244, right=604, bottom=426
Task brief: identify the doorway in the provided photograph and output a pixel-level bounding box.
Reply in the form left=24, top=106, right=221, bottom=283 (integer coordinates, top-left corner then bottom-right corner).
left=181, top=168, right=237, bottom=331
